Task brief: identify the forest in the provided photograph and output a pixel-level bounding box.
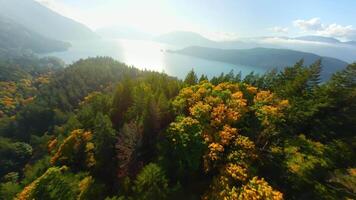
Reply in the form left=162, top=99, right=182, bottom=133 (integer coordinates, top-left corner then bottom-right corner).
left=0, top=56, right=355, bottom=200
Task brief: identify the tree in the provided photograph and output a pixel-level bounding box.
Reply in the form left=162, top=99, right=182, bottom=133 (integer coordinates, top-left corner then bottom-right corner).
left=92, top=113, right=117, bottom=182
left=0, top=172, right=21, bottom=200
left=116, top=121, right=144, bottom=178
left=184, top=69, right=198, bottom=85
left=16, top=167, right=78, bottom=200
left=167, top=81, right=286, bottom=197
left=0, top=137, right=32, bottom=177
left=50, top=129, right=95, bottom=171
left=133, top=163, right=170, bottom=200
left=199, top=74, right=208, bottom=83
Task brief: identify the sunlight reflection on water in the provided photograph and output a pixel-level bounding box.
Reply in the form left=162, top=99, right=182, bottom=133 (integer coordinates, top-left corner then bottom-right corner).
left=42, top=39, right=265, bottom=79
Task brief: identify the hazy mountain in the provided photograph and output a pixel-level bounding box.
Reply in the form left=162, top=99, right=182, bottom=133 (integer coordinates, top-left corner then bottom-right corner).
left=294, top=35, right=356, bottom=46
left=155, top=31, right=216, bottom=47
left=0, top=16, right=70, bottom=56
left=96, top=26, right=152, bottom=40
left=172, top=46, right=348, bottom=79
left=294, top=35, right=340, bottom=43
left=0, top=0, right=98, bottom=41
left=344, top=41, right=356, bottom=46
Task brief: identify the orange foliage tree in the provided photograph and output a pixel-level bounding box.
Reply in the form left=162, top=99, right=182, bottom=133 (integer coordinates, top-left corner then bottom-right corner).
left=167, top=81, right=287, bottom=199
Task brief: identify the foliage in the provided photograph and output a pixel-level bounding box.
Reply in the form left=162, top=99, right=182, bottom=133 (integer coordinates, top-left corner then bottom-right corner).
left=116, top=121, right=144, bottom=178
left=0, top=137, right=32, bottom=177
left=16, top=166, right=79, bottom=200
left=132, top=163, right=170, bottom=200
left=166, top=81, right=287, bottom=199
left=0, top=57, right=355, bottom=200
left=50, top=129, right=95, bottom=171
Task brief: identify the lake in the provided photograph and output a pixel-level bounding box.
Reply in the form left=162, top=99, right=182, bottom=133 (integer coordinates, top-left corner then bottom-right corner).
left=42, top=39, right=266, bottom=79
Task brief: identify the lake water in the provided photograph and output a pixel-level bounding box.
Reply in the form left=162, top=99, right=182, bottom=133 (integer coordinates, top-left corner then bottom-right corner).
left=42, top=39, right=265, bottom=79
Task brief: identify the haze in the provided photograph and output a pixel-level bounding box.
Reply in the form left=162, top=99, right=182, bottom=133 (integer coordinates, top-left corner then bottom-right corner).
left=36, top=0, right=356, bottom=41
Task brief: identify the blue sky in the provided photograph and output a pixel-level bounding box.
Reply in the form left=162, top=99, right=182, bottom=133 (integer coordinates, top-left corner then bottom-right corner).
left=36, top=0, right=356, bottom=41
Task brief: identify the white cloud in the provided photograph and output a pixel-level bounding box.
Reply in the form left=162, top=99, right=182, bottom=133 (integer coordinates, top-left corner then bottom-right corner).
left=293, top=18, right=356, bottom=40
left=293, top=17, right=323, bottom=31
left=318, top=24, right=356, bottom=40
left=269, top=26, right=288, bottom=33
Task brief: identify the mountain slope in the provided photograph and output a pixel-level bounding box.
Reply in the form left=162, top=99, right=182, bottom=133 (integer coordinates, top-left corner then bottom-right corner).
left=173, top=46, right=348, bottom=79
left=0, top=16, right=70, bottom=55
left=0, top=0, right=98, bottom=41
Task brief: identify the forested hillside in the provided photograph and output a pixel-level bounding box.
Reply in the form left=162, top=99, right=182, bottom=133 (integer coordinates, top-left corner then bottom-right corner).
left=0, top=57, right=355, bottom=200
left=173, top=46, right=348, bottom=80
left=0, top=16, right=70, bottom=56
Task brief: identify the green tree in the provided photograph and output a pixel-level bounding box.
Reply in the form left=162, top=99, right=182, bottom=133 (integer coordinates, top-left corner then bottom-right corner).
left=16, top=166, right=79, bottom=200
left=0, top=137, right=32, bottom=177
left=184, top=69, right=198, bottom=85
left=92, top=113, right=117, bottom=182
left=133, top=163, right=170, bottom=200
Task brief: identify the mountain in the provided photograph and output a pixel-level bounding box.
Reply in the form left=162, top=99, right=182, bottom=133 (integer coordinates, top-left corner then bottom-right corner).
left=96, top=26, right=153, bottom=40
left=344, top=41, right=356, bottom=46
left=294, top=35, right=340, bottom=43
left=294, top=35, right=356, bottom=47
left=0, top=16, right=70, bottom=56
left=172, top=46, right=348, bottom=79
left=155, top=31, right=216, bottom=47
left=0, top=0, right=98, bottom=41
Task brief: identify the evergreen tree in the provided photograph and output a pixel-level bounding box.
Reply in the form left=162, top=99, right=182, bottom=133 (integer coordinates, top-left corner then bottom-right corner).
left=184, top=69, right=198, bottom=85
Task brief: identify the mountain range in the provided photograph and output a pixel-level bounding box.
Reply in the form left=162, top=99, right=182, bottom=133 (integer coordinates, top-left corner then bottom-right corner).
left=171, top=46, right=348, bottom=79
left=154, top=31, right=356, bottom=63
left=156, top=31, right=356, bottom=48
left=0, top=0, right=353, bottom=76
left=0, top=0, right=98, bottom=41
left=0, top=16, right=70, bottom=55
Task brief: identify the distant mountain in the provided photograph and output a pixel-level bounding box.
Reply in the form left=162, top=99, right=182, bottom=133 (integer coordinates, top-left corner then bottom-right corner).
left=294, top=35, right=356, bottom=47
left=96, top=26, right=152, bottom=40
left=0, top=16, right=70, bottom=56
left=155, top=31, right=216, bottom=47
left=344, top=41, right=356, bottom=46
left=172, top=46, right=348, bottom=79
left=0, top=0, right=98, bottom=41
left=294, top=36, right=340, bottom=43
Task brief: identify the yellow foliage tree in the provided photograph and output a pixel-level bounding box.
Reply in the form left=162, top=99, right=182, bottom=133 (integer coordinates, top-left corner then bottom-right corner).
left=51, top=129, right=95, bottom=170
left=168, top=81, right=286, bottom=199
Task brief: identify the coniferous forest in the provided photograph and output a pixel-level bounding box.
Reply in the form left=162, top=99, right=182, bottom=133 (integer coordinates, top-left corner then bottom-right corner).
left=0, top=55, right=355, bottom=200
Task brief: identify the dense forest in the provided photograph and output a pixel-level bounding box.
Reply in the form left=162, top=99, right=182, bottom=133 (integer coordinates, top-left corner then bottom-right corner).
left=0, top=56, right=355, bottom=200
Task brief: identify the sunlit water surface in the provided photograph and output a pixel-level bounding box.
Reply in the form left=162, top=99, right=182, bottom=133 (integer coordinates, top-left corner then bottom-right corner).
left=42, top=39, right=265, bottom=79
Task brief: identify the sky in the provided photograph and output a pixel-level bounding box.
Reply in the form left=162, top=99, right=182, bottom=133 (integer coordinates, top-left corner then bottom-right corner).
left=35, top=0, right=356, bottom=41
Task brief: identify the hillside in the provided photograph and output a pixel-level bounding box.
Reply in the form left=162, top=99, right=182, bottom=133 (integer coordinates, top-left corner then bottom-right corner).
left=0, top=16, right=70, bottom=55
left=0, top=0, right=98, bottom=41
left=172, top=46, right=348, bottom=79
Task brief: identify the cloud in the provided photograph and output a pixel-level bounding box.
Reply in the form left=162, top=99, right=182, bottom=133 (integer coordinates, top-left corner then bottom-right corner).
left=293, top=18, right=323, bottom=31
left=293, top=18, right=356, bottom=40
left=269, top=26, right=288, bottom=33
left=318, top=24, right=356, bottom=40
